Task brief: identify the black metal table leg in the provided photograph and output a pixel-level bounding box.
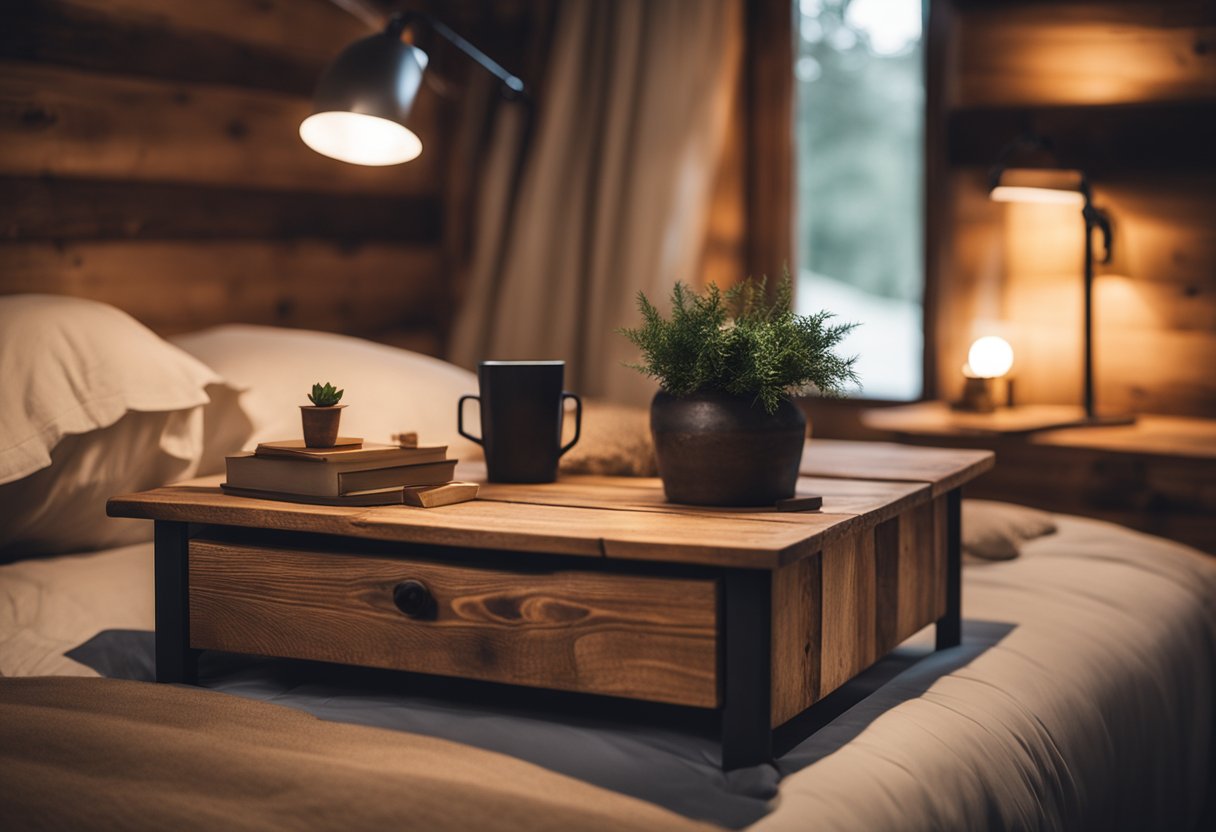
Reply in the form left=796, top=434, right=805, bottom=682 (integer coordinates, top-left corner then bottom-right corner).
left=721, top=569, right=772, bottom=770
left=154, top=520, right=198, bottom=684
left=935, top=488, right=962, bottom=650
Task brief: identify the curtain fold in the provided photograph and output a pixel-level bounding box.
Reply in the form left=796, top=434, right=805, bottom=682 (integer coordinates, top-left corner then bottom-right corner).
left=449, top=0, right=742, bottom=406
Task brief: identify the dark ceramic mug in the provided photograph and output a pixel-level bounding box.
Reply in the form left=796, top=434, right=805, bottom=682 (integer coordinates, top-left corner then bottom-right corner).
left=458, top=361, right=582, bottom=483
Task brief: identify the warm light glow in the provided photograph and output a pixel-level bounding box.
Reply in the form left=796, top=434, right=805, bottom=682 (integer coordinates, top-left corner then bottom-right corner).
left=966, top=336, right=1014, bottom=379
left=990, top=186, right=1085, bottom=207
left=299, top=112, right=422, bottom=166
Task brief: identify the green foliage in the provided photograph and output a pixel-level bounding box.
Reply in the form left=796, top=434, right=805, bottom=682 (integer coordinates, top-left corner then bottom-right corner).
left=797, top=0, right=923, bottom=301
left=618, top=274, right=859, bottom=413
left=307, top=382, right=343, bottom=407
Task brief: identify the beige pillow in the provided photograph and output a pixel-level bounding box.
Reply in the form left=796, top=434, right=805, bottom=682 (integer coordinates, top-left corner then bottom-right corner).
left=171, top=325, right=482, bottom=462
left=0, top=295, right=221, bottom=484
left=560, top=400, right=657, bottom=477
left=0, top=295, right=247, bottom=558
left=962, top=499, right=1058, bottom=561
left=0, top=410, right=203, bottom=557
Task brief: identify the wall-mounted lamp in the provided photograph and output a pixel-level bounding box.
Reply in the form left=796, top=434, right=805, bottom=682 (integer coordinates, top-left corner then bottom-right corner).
left=988, top=136, right=1132, bottom=427
left=300, top=12, right=526, bottom=166
left=955, top=335, right=1014, bottom=413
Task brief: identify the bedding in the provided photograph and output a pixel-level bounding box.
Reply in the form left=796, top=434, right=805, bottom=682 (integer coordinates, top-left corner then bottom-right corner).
left=171, top=325, right=481, bottom=462
left=0, top=295, right=249, bottom=557
left=0, top=677, right=710, bottom=832
left=961, top=499, right=1057, bottom=560
left=2, top=510, right=1213, bottom=830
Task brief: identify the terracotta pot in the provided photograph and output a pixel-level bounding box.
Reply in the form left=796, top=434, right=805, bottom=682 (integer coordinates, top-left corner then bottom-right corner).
left=300, top=405, right=346, bottom=448
left=650, top=390, right=806, bottom=507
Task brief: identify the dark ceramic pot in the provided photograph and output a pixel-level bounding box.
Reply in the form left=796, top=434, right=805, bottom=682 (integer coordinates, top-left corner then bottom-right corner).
left=650, top=390, right=806, bottom=506
left=300, top=404, right=345, bottom=448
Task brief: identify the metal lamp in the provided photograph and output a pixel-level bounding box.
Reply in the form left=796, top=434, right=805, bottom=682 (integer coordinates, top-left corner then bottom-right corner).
left=988, top=137, right=1133, bottom=426
left=300, top=11, right=526, bottom=166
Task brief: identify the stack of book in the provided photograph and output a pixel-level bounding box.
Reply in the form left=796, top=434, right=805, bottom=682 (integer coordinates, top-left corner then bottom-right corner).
left=221, top=438, right=477, bottom=507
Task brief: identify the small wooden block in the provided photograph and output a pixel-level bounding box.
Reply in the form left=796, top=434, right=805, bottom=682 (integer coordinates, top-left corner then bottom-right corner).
left=401, top=481, right=479, bottom=508
left=394, top=432, right=419, bottom=448
left=776, top=495, right=823, bottom=512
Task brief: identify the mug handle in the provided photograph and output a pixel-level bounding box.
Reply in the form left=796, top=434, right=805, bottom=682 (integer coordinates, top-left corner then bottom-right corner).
left=457, top=394, right=483, bottom=445
left=559, top=392, right=582, bottom=456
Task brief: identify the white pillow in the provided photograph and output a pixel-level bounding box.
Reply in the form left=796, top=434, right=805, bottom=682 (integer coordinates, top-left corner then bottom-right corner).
left=0, top=410, right=203, bottom=556
left=171, top=325, right=481, bottom=461
left=962, top=499, right=1058, bottom=561
left=0, top=295, right=246, bottom=557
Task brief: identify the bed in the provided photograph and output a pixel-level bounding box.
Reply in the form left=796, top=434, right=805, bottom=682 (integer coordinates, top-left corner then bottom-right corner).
left=2, top=296, right=1214, bottom=831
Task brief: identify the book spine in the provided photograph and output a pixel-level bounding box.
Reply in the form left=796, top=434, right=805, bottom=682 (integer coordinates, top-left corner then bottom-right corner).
left=337, top=461, right=457, bottom=494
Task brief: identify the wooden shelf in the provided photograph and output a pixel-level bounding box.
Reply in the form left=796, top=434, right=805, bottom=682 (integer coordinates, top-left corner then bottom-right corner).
left=863, top=402, right=1216, bottom=553
left=948, top=103, right=1216, bottom=172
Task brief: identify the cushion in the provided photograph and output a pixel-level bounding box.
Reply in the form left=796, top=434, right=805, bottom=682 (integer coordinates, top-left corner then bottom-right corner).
left=171, top=325, right=482, bottom=462
left=0, top=295, right=246, bottom=557
left=560, top=401, right=657, bottom=477
left=962, top=499, right=1058, bottom=560
left=0, top=410, right=203, bottom=558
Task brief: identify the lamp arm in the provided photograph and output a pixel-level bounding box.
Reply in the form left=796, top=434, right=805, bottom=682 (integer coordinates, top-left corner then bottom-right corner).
left=387, top=12, right=527, bottom=100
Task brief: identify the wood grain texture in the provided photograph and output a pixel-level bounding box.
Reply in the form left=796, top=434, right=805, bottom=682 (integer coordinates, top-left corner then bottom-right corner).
left=0, top=60, right=439, bottom=195
left=894, top=500, right=944, bottom=644
left=0, top=176, right=441, bottom=242
left=769, top=495, right=951, bottom=724
left=188, top=539, right=720, bottom=707
left=934, top=2, right=1216, bottom=420
left=1, top=1, right=450, bottom=344
left=107, top=478, right=815, bottom=567
left=817, top=532, right=878, bottom=698
left=743, top=0, right=794, bottom=278
left=801, top=439, right=994, bottom=497
left=476, top=474, right=929, bottom=528
left=770, top=556, right=821, bottom=727
left=3, top=0, right=374, bottom=90
left=0, top=241, right=443, bottom=337
left=948, top=103, right=1216, bottom=173
left=871, top=420, right=1216, bottom=554
left=954, top=3, right=1216, bottom=107
left=0, top=0, right=372, bottom=96
left=873, top=517, right=902, bottom=654
left=111, top=442, right=991, bottom=568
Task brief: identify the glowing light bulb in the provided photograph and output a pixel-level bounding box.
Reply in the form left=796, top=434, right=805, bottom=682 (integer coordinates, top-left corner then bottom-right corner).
left=967, top=336, right=1014, bottom=379
left=300, top=112, right=422, bottom=166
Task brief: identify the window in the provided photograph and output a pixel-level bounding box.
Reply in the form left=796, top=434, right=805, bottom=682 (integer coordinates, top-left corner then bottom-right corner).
left=794, top=0, right=925, bottom=400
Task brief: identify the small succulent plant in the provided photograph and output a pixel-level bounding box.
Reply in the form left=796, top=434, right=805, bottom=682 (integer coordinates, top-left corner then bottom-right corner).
left=307, top=382, right=344, bottom=407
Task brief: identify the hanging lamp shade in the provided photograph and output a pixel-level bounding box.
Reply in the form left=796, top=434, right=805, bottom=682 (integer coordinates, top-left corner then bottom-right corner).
left=299, top=29, right=429, bottom=166
left=989, top=167, right=1087, bottom=207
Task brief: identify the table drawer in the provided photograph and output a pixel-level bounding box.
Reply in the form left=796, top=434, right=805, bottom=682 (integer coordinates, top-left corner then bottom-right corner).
left=188, top=539, right=720, bottom=707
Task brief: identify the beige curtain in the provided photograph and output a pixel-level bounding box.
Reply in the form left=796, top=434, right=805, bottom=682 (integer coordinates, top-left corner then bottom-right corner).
left=449, top=0, right=742, bottom=406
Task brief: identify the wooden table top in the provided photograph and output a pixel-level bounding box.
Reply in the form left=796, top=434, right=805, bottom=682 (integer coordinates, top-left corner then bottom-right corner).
left=108, top=440, right=992, bottom=570
left=863, top=402, right=1216, bottom=460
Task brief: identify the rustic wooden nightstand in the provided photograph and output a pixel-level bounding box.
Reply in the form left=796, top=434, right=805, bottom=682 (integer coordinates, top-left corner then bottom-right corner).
left=108, top=439, right=991, bottom=770
left=863, top=402, right=1216, bottom=554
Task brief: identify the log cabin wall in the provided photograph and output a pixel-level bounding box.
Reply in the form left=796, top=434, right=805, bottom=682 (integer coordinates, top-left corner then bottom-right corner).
left=0, top=0, right=453, bottom=353
left=935, top=0, right=1216, bottom=417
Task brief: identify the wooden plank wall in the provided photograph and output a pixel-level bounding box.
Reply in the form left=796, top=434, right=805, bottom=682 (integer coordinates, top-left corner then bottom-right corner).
left=697, top=1, right=792, bottom=294
left=0, top=0, right=449, bottom=352
left=936, top=0, right=1216, bottom=417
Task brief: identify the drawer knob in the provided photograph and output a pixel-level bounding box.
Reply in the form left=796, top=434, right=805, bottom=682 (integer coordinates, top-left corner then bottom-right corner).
left=393, top=580, right=435, bottom=619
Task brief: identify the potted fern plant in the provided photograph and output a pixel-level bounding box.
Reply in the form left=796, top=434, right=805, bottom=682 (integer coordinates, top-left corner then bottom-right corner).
left=300, top=382, right=345, bottom=448
left=619, top=275, right=857, bottom=506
